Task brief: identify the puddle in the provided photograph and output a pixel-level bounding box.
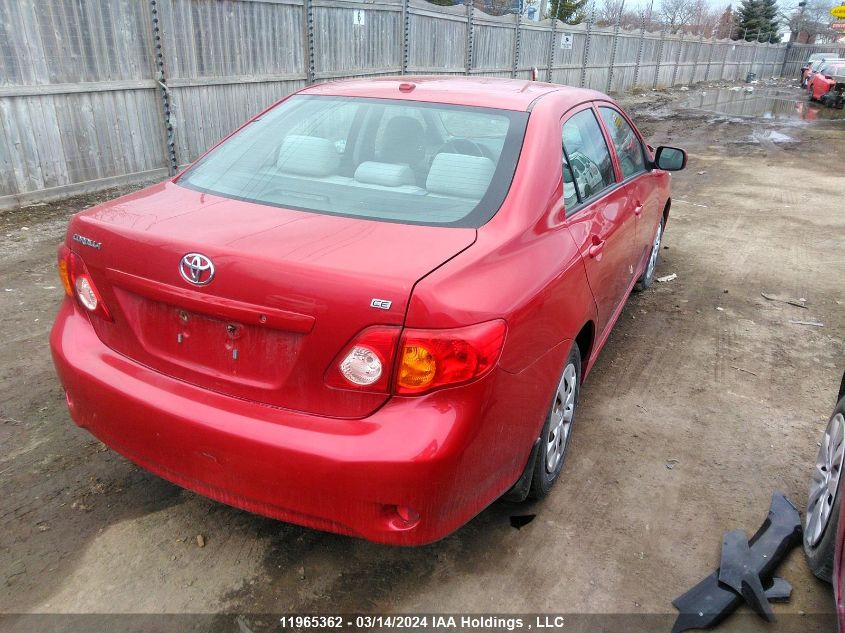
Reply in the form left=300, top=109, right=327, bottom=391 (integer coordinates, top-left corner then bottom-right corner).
left=681, top=87, right=845, bottom=122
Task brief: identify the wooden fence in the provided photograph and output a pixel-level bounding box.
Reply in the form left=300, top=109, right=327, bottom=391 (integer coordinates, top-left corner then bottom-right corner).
left=0, top=0, right=792, bottom=210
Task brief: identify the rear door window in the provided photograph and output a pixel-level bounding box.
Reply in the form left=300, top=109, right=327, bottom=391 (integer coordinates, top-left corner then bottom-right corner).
left=598, top=106, right=646, bottom=180
left=561, top=109, right=616, bottom=208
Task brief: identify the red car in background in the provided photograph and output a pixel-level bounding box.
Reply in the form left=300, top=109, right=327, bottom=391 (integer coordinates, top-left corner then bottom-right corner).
left=804, top=370, right=845, bottom=629
left=802, top=56, right=843, bottom=88
left=50, top=77, right=685, bottom=545
left=808, top=61, right=845, bottom=108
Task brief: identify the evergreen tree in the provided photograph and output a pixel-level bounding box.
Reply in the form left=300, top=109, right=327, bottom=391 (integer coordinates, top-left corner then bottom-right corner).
left=733, top=0, right=780, bottom=43
left=547, top=0, right=588, bottom=23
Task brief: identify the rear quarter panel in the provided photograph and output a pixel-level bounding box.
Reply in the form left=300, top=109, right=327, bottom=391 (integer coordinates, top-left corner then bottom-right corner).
left=404, top=94, right=598, bottom=491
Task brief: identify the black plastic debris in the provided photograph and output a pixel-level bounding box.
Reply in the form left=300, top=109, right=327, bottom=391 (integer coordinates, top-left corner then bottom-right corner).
left=509, top=514, right=536, bottom=530
left=764, top=577, right=792, bottom=603
left=717, top=529, right=774, bottom=622
left=671, top=492, right=801, bottom=633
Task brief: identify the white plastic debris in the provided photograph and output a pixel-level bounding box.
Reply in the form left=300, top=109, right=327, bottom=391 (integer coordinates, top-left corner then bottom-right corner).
left=656, top=273, right=677, bottom=283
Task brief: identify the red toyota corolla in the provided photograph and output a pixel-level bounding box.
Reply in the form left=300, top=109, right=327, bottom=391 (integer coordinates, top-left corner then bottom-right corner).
left=50, top=77, right=686, bottom=545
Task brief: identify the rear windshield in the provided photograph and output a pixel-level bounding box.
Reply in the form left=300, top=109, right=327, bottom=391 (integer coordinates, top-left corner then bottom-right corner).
left=178, top=95, right=529, bottom=227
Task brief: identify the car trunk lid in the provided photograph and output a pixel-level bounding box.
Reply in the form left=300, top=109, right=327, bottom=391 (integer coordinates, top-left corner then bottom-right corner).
left=67, top=182, right=476, bottom=418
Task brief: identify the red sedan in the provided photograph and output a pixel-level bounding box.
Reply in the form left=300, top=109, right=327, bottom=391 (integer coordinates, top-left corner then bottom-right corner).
left=50, top=77, right=685, bottom=545
left=808, top=61, right=845, bottom=108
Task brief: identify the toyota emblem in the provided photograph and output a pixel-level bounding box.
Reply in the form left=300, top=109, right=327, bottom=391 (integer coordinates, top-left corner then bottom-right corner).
left=179, top=253, right=215, bottom=286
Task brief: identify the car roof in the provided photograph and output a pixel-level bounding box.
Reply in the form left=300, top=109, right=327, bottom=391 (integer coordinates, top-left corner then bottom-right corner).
left=299, top=76, right=608, bottom=112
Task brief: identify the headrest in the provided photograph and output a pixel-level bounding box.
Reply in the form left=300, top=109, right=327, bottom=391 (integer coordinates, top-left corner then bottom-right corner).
left=354, top=161, right=416, bottom=187
left=276, top=135, right=339, bottom=177
left=378, top=116, right=426, bottom=165
left=563, top=125, right=583, bottom=152
left=426, top=153, right=495, bottom=200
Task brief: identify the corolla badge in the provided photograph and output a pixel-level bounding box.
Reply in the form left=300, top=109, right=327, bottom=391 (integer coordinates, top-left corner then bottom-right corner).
left=179, top=253, right=215, bottom=286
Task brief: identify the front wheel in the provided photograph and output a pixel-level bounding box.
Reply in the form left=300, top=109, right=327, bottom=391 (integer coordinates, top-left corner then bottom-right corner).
left=528, top=345, right=581, bottom=500
left=804, top=399, right=845, bottom=582
left=634, top=218, right=664, bottom=291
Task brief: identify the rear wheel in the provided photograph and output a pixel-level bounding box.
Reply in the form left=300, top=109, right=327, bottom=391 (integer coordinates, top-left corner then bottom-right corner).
left=804, top=399, right=845, bottom=582
left=528, top=345, right=581, bottom=500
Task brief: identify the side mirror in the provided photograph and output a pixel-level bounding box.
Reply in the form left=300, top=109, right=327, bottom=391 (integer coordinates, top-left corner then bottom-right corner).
left=654, top=146, right=687, bottom=171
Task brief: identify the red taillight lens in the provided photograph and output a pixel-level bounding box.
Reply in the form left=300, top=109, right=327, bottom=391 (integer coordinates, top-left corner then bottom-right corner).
left=325, top=320, right=507, bottom=396
left=324, top=326, right=401, bottom=393
left=395, top=320, right=507, bottom=395
left=57, top=244, right=112, bottom=321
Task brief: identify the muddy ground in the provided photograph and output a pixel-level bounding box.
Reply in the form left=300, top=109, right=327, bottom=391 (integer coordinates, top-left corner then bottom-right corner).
left=1, top=82, right=844, bottom=631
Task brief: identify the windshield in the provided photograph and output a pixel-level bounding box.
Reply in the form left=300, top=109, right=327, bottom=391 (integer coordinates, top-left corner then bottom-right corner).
left=179, top=95, right=529, bottom=227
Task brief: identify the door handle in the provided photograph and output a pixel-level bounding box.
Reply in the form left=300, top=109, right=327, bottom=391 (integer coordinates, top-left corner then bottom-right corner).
left=588, top=237, right=605, bottom=258
left=633, top=204, right=644, bottom=217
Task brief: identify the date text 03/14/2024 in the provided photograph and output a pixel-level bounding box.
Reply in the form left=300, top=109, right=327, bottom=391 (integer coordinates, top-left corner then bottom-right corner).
left=278, top=616, right=569, bottom=630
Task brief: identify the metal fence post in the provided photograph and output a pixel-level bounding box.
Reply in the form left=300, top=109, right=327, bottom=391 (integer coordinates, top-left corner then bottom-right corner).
left=512, top=10, right=522, bottom=78
left=670, top=32, right=683, bottom=86
left=780, top=41, right=792, bottom=78
left=149, top=0, right=178, bottom=175
left=546, top=19, right=558, bottom=82
left=465, top=0, right=474, bottom=75
left=704, top=36, right=715, bottom=81
left=749, top=37, right=758, bottom=78
left=401, top=0, right=410, bottom=74
left=652, top=28, right=665, bottom=88
left=632, top=13, right=646, bottom=88
left=580, top=12, right=593, bottom=88
left=690, top=33, right=703, bottom=84
left=303, top=0, right=316, bottom=84
left=606, top=18, right=621, bottom=92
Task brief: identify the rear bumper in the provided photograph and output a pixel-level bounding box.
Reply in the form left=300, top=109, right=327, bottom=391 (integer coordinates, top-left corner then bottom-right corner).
left=50, top=299, right=510, bottom=545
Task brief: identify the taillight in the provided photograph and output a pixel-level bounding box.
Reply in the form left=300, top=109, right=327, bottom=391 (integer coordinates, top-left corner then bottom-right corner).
left=57, top=244, right=112, bottom=321
left=395, top=320, right=506, bottom=395
left=325, top=320, right=507, bottom=397
left=325, top=326, right=401, bottom=393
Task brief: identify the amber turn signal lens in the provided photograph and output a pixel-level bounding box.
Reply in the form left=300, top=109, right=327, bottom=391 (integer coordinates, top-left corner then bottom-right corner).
left=58, top=257, right=73, bottom=296
left=397, top=344, right=437, bottom=390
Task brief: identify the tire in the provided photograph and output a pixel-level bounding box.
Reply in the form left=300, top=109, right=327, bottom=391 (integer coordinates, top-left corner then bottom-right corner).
left=528, top=344, right=581, bottom=500
left=804, top=397, right=845, bottom=583
left=634, top=218, right=664, bottom=292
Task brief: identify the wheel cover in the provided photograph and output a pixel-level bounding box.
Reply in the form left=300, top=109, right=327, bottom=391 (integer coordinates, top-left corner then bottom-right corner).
left=806, top=412, right=845, bottom=547
left=545, top=362, right=577, bottom=473
left=646, top=223, right=662, bottom=279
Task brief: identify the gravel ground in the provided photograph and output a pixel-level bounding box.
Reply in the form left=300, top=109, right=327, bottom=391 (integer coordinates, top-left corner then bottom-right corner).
left=1, top=81, right=843, bottom=632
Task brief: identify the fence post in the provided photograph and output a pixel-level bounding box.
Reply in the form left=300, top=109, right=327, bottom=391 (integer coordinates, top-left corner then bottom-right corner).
left=303, top=0, right=316, bottom=84
left=780, top=41, right=792, bottom=78
left=606, top=17, right=621, bottom=92
left=652, top=28, right=665, bottom=88
left=580, top=12, right=593, bottom=88
left=546, top=19, right=557, bottom=82
left=465, top=0, right=474, bottom=75
left=512, top=10, right=522, bottom=78
left=704, top=36, right=715, bottom=81
left=670, top=32, right=683, bottom=86
left=690, top=33, right=703, bottom=84
left=148, top=0, right=178, bottom=175
left=720, top=38, right=729, bottom=80
left=400, top=0, right=410, bottom=74
left=749, top=37, right=758, bottom=78
left=632, top=13, right=646, bottom=88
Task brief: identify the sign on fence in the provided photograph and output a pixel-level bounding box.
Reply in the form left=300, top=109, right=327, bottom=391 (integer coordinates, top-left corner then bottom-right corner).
left=353, top=9, right=366, bottom=26
left=560, top=33, right=573, bottom=49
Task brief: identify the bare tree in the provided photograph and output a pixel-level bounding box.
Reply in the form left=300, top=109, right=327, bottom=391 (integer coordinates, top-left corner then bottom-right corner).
left=659, top=0, right=703, bottom=32
left=594, top=0, right=625, bottom=24
left=787, top=0, right=841, bottom=43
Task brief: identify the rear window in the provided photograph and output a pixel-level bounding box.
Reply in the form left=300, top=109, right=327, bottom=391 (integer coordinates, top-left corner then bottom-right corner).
left=179, top=95, right=528, bottom=227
